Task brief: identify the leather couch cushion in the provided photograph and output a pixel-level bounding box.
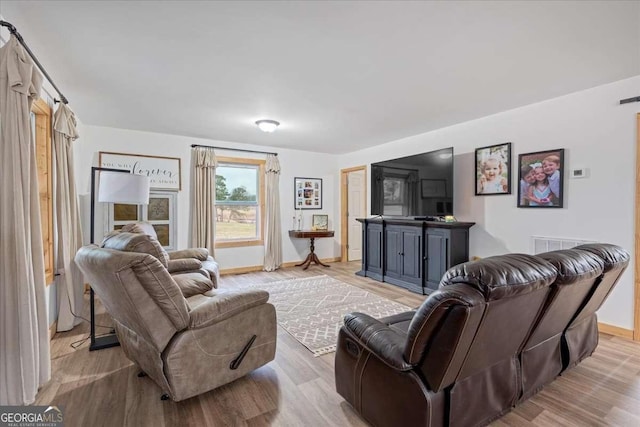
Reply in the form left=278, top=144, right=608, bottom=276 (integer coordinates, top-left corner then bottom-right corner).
left=168, top=248, right=210, bottom=261
left=380, top=311, right=415, bottom=335
left=173, top=273, right=214, bottom=298
left=101, top=231, right=170, bottom=268
left=121, top=221, right=158, bottom=239
left=168, top=258, right=203, bottom=274
left=536, top=249, right=604, bottom=285
left=440, top=253, right=557, bottom=301
left=575, top=243, right=630, bottom=272
left=187, top=289, right=270, bottom=329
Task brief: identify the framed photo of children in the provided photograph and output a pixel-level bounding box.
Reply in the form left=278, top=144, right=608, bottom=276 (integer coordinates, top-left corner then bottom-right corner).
left=475, top=142, right=512, bottom=195
left=294, top=177, right=323, bottom=209
left=517, top=149, right=564, bottom=208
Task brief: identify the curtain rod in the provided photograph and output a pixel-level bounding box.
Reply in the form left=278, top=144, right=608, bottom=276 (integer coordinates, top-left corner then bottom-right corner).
left=0, top=20, right=69, bottom=104
left=620, top=96, right=640, bottom=105
left=190, top=144, right=278, bottom=156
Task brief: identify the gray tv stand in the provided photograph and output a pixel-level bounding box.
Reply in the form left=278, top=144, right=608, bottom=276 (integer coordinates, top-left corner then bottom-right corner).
left=356, top=217, right=475, bottom=294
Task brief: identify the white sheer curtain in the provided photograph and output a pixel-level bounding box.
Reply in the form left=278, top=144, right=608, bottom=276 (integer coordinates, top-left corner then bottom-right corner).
left=263, top=154, right=282, bottom=271
left=53, top=103, right=84, bottom=332
left=0, top=35, right=51, bottom=405
left=190, top=146, right=217, bottom=255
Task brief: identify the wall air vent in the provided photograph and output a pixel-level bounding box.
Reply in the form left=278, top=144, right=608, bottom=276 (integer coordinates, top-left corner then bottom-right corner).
left=531, top=236, right=596, bottom=255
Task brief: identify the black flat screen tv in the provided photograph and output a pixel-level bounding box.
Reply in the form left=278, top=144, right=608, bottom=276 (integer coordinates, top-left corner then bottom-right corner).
left=371, top=147, right=454, bottom=218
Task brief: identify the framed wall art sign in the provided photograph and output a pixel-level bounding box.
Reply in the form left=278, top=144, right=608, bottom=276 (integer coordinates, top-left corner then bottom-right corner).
left=294, top=177, right=322, bottom=209
left=475, top=142, right=512, bottom=196
left=107, top=191, right=178, bottom=250
left=99, top=151, right=182, bottom=191
left=517, top=148, right=564, bottom=208
left=312, top=214, right=329, bottom=230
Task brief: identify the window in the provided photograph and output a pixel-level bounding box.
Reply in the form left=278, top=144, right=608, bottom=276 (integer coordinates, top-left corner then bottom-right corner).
left=32, top=99, right=54, bottom=284
left=215, top=156, right=265, bottom=247
left=107, top=191, right=178, bottom=250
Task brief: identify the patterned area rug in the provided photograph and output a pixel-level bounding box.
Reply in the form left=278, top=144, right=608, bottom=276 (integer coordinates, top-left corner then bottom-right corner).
left=239, top=275, right=412, bottom=356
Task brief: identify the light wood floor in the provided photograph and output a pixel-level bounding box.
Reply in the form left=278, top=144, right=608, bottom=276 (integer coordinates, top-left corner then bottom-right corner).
left=38, top=261, right=640, bottom=426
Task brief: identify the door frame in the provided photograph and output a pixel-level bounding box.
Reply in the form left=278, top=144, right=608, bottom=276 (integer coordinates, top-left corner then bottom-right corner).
left=635, top=113, right=640, bottom=340
left=340, top=165, right=367, bottom=262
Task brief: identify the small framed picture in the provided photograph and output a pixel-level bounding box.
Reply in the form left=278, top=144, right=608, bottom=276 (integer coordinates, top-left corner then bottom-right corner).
left=294, top=177, right=322, bottom=210
left=517, top=149, right=564, bottom=208
left=475, top=142, right=512, bottom=195
left=312, top=214, right=329, bottom=230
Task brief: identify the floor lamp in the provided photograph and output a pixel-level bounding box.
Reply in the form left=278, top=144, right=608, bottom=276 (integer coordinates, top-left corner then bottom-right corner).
left=90, top=167, right=150, bottom=351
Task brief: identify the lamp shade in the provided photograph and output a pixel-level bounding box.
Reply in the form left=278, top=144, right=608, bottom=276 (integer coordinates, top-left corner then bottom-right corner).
left=97, top=171, right=150, bottom=204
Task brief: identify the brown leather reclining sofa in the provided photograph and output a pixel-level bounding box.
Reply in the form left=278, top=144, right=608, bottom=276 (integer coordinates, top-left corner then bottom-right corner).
left=335, top=243, right=629, bottom=427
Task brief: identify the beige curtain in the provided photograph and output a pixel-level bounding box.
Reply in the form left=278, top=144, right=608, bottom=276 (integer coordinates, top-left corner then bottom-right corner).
left=263, top=154, right=282, bottom=271
left=53, top=103, right=84, bottom=332
left=190, top=146, right=217, bottom=255
left=0, top=36, right=51, bottom=405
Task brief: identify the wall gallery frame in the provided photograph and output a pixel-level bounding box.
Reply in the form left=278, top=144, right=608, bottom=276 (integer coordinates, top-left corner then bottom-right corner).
left=517, top=148, right=564, bottom=208
left=475, top=142, right=512, bottom=196
left=294, top=177, right=322, bottom=209
left=99, top=151, right=182, bottom=191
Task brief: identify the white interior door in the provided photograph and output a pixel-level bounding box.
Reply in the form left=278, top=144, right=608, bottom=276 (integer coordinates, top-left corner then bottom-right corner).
left=347, top=170, right=366, bottom=261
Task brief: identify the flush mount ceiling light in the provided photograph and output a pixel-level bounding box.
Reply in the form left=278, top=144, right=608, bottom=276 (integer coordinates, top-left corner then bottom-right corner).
left=255, top=119, right=280, bottom=133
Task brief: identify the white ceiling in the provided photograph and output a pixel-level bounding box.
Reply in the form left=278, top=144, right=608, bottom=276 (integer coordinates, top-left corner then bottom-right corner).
left=3, top=1, right=639, bottom=154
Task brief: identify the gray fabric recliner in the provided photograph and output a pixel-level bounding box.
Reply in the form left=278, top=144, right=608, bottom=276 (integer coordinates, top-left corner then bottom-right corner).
left=75, top=232, right=277, bottom=402
left=120, top=221, right=220, bottom=288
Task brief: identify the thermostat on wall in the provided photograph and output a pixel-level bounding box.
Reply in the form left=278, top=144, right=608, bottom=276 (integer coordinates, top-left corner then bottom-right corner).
left=571, top=168, right=589, bottom=179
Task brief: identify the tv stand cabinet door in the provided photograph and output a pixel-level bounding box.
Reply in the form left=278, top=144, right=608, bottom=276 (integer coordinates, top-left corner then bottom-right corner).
left=384, top=225, right=423, bottom=291
left=425, top=229, right=449, bottom=291
left=364, top=222, right=383, bottom=280
left=384, top=227, right=402, bottom=278
left=401, top=228, right=422, bottom=285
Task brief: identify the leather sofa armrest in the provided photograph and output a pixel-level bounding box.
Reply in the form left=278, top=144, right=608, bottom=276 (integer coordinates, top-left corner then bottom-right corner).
left=189, top=290, right=269, bottom=329
left=167, top=258, right=203, bottom=274
left=343, top=312, right=412, bottom=371
left=168, top=248, right=209, bottom=261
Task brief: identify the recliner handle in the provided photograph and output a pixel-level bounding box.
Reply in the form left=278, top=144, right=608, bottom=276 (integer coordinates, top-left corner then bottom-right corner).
left=230, top=335, right=257, bottom=370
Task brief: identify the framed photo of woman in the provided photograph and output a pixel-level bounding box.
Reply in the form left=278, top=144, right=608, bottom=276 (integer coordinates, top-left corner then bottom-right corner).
left=475, top=142, right=512, bottom=196
left=517, top=149, right=564, bottom=208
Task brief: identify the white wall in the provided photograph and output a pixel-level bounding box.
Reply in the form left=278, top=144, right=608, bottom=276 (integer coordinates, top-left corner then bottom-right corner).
left=66, top=76, right=640, bottom=330
left=73, top=125, right=341, bottom=269
left=338, top=76, right=640, bottom=329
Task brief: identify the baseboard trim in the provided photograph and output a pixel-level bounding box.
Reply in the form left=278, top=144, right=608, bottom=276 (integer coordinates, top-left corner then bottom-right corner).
left=598, top=322, right=634, bottom=339
left=220, top=257, right=342, bottom=276
left=220, top=265, right=264, bottom=275
left=49, top=321, right=57, bottom=341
